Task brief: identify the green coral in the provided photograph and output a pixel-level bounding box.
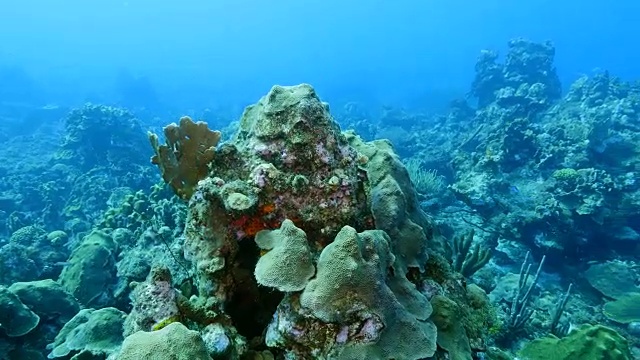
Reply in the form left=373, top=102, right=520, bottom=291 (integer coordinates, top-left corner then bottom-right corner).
left=518, top=324, right=632, bottom=360
left=115, top=322, right=210, bottom=360
left=0, top=286, right=40, bottom=337
left=254, top=219, right=315, bottom=292
left=463, top=284, right=499, bottom=341
left=48, top=307, right=126, bottom=359
left=347, top=134, right=437, bottom=272
left=8, top=279, right=79, bottom=324
left=585, top=261, right=639, bottom=299
left=450, top=229, right=492, bottom=278
left=58, top=231, right=118, bottom=307
left=299, top=225, right=437, bottom=359
left=603, top=293, right=640, bottom=324
left=552, top=168, right=579, bottom=181
left=430, top=295, right=472, bottom=360
left=99, top=190, right=153, bottom=232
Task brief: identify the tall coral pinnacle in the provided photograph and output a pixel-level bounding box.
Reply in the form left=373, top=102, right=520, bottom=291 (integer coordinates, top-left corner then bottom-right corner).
left=148, top=116, right=221, bottom=200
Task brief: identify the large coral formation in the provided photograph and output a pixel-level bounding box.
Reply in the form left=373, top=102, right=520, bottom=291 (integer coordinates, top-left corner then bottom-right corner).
left=602, top=293, right=640, bottom=324
left=471, top=38, right=561, bottom=109
left=0, top=278, right=80, bottom=359
left=585, top=261, right=640, bottom=299
left=415, top=39, right=640, bottom=269
left=254, top=219, right=315, bottom=292
left=8, top=279, right=79, bottom=326
left=144, top=84, right=456, bottom=359
left=296, top=226, right=437, bottom=359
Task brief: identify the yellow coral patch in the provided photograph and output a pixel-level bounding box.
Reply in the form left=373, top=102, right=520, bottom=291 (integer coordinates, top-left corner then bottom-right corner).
left=152, top=315, right=181, bottom=331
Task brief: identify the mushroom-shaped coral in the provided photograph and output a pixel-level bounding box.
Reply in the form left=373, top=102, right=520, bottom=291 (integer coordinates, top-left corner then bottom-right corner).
left=8, top=279, right=79, bottom=325
left=115, top=322, right=210, bottom=360
left=0, top=286, right=40, bottom=337
left=254, top=219, right=315, bottom=292
left=47, top=307, right=126, bottom=359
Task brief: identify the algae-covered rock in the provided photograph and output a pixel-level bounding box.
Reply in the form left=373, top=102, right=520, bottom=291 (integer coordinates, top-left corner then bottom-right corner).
left=518, top=324, right=632, bottom=360
left=0, top=286, right=40, bottom=337
left=58, top=230, right=118, bottom=307
left=254, top=219, right=315, bottom=292
left=9, top=279, right=79, bottom=324
left=603, top=293, right=640, bottom=324
left=585, top=261, right=639, bottom=299
left=123, top=266, right=180, bottom=336
left=115, top=322, right=210, bottom=360
left=430, top=295, right=472, bottom=360
left=48, top=307, right=126, bottom=359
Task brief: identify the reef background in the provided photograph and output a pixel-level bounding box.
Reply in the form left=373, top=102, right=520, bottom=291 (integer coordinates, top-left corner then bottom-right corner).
left=2, top=2, right=640, bottom=360
left=2, top=1, right=640, bottom=115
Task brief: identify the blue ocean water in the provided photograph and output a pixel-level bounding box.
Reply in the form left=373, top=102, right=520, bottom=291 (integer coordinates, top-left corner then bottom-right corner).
left=1, top=1, right=639, bottom=359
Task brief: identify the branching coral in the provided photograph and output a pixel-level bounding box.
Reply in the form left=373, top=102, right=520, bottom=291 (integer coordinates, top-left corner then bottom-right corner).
left=450, top=229, right=492, bottom=278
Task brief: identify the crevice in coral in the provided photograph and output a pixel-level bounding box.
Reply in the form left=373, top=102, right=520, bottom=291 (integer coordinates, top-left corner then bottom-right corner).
left=226, top=237, right=284, bottom=341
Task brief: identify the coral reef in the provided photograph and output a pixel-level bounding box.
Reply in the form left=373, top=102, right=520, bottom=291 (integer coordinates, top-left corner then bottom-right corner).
left=0, top=278, right=80, bottom=358
left=142, top=84, right=470, bottom=359
left=0, top=286, right=40, bottom=337
left=56, top=103, right=149, bottom=171
left=2, top=36, right=640, bottom=360
left=471, top=38, right=561, bottom=108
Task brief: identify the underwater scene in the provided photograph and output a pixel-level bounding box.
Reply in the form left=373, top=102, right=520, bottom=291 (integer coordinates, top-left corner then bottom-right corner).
left=1, top=1, right=640, bottom=359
